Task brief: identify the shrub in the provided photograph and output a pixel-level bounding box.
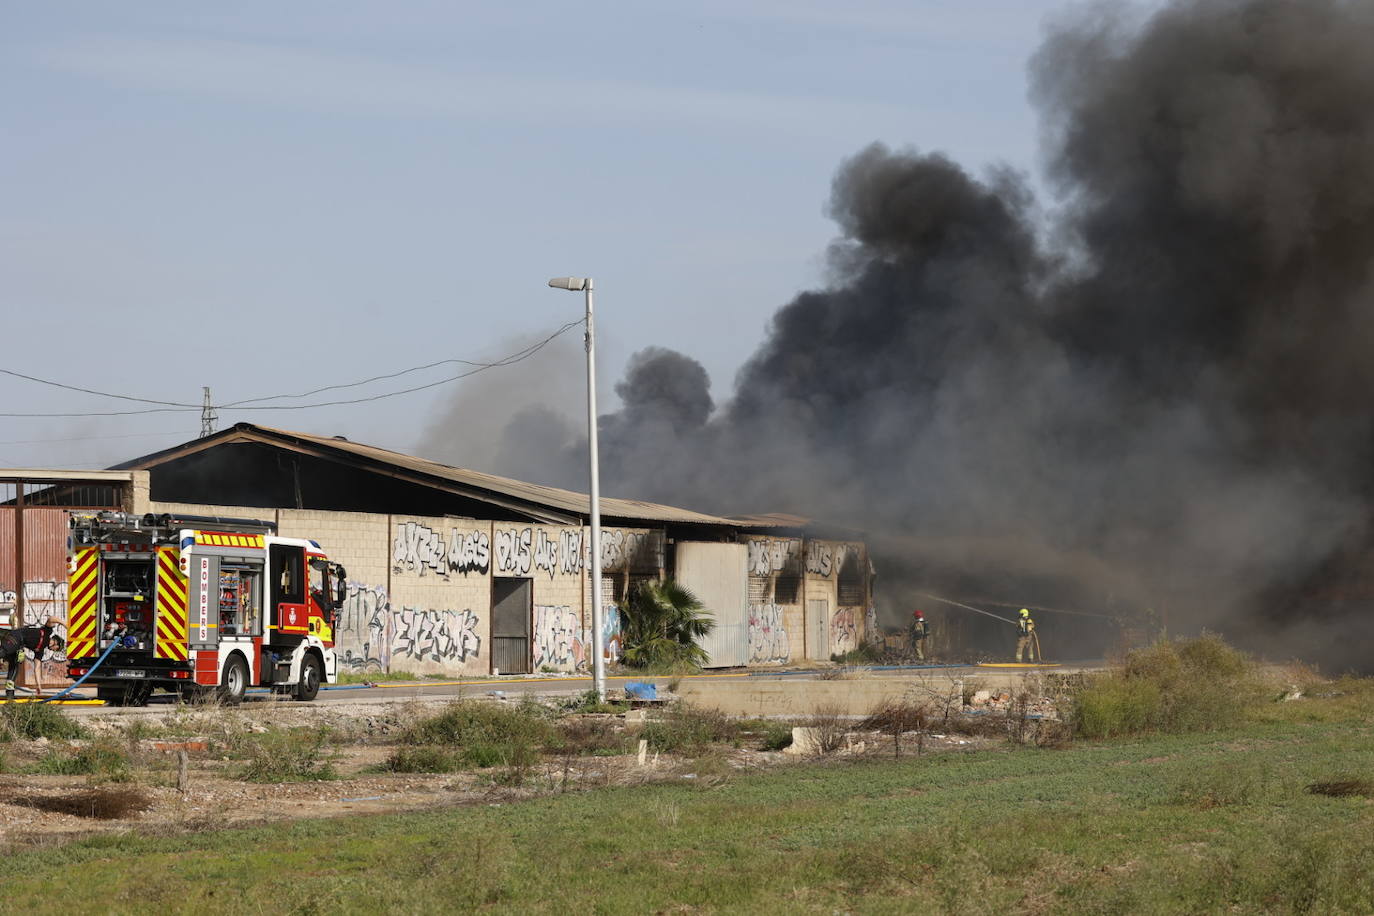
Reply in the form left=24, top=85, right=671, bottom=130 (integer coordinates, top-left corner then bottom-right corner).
left=760, top=721, right=795, bottom=751
left=863, top=699, right=928, bottom=757
left=808, top=703, right=852, bottom=754
left=1073, top=633, right=1264, bottom=738
left=1074, top=676, right=1163, bottom=738
left=400, top=700, right=553, bottom=769
left=30, top=740, right=132, bottom=782
left=237, top=728, right=338, bottom=782
left=0, top=704, right=85, bottom=742
left=642, top=705, right=738, bottom=754
left=551, top=717, right=627, bottom=756
left=559, top=689, right=627, bottom=715
left=832, top=643, right=881, bottom=666
left=383, top=746, right=460, bottom=774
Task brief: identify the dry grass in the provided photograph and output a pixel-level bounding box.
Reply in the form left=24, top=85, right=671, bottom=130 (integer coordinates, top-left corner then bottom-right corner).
left=807, top=703, right=852, bottom=754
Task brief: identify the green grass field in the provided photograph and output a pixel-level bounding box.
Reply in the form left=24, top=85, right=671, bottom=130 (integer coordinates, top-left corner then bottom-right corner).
left=6, top=706, right=1374, bottom=914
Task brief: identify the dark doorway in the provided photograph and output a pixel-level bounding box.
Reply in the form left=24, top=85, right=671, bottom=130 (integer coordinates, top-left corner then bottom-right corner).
left=490, top=577, right=531, bottom=674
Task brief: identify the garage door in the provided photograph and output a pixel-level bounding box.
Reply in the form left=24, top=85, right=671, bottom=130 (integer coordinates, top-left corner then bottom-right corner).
left=674, top=542, right=748, bottom=668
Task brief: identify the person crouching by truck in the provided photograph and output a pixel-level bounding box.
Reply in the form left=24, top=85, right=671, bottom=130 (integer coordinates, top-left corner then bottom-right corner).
left=910, top=609, right=928, bottom=660
left=1015, top=608, right=1036, bottom=662
left=1, top=616, right=65, bottom=701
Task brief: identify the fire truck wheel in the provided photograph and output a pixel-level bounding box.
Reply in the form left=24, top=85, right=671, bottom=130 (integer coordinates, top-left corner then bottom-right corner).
left=295, top=654, right=322, bottom=702
left=218, top=655, right=248, bottom=705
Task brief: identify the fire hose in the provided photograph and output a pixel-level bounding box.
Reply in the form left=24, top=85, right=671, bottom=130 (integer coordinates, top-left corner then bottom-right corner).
left=919, top=592, right=1048, bottom=661
left=35, top=639, right=121, bottom=704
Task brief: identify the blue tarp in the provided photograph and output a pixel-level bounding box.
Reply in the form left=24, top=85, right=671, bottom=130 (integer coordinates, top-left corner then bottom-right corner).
left=624, top=681, right=657, bottom=700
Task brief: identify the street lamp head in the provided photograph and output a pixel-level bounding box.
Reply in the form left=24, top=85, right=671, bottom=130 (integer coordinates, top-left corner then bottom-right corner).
left=547, top=276, right=588, bottom=291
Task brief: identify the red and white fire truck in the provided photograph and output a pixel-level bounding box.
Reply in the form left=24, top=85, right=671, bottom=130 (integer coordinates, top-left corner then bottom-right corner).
left=65, top=512, right=347, bottom=706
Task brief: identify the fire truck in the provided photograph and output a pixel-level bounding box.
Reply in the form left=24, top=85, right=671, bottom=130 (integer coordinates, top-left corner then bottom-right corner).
left=65, top=512, right=347, bottom=706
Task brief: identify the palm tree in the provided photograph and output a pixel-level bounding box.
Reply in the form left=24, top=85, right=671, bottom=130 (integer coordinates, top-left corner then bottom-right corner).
left=619, top=579, right=714, bottom=670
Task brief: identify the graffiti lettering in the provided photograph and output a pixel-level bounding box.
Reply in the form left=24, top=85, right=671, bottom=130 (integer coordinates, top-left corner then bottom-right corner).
left=830, top=607, right=857, bottom=655
left=805, top=541, right=844, bottom=577
left=748, top=538, right=798, bottom=577
left=533, top=530, right=559, bottom=581
left=392, top=521, right=490, bottom=577
left=392, top=607, right=482, bottom=664
left=600, top=529, right=660, bottom=572
left=748, top=604, right=790, bottom=664
left=560, top=529, right=584, bottom=575
left=447, top=528, right=491, bottom=575
left=336, top=582, right=389, bottom=672
left=533, top=604, right=583, bottom=671
left=494, top=527, right=533, bottom=576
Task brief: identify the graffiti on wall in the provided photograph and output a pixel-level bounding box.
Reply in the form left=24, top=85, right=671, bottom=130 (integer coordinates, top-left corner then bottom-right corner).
left=560, top=529, right=584, bottom=575
left=865, top=606, right=879, bottom=645
left=392, top=606, right=482, bottom=665
left=337, top=582, right=390, bottom=672
left=600, top=529, right=660, bottom=572
left=533, top=604, right=584, bottom=670
left=532, top=529, right=560, bottom=581
left=805, top=541, right=846, bottom=577
left=748, top=604, right=791, bottom=664
left=830, top=607, right=858, bottom=655
left=748, top=539, right=799, bottom=577
left=391, top=521, right=491, bottom=578
left=494, top=527, right=533, bottom=576
left=600, top=604, right=622, bottom=664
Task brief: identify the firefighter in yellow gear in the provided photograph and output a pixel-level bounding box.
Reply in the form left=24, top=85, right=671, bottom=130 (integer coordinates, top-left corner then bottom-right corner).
left=1015, top=608, right=1036, bottom=662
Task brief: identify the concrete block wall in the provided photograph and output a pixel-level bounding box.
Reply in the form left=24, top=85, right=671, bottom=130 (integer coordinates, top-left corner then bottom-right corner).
left=387, top=516, right=492, bottom=676
left=744, top=535, right=804, bottom=665
left=803, top=539, right=868, bottom=658
left=282, top=509, right=391, bottom=672
left=493, top=522, right=586, bottom=672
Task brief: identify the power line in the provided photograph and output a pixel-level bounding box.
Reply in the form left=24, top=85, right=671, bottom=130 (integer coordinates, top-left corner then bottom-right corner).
left=0, top=368, right=199, bottom=408
left=0, top=318, right=584, bottom=418
left=221, top=320, right=582, bottom=407
left=221, top=319, right=585, bottom=411
left=0, top=430, right=198, bottom=446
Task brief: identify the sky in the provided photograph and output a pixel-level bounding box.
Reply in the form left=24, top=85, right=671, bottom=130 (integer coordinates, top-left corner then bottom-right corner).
left=1, top=0, right=1145, bottom=471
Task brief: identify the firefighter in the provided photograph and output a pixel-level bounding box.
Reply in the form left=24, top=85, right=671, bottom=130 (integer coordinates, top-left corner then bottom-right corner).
left=1, top=616, right=65, bottom=700
left=910, top=609, right=928, bottom=661
left=1015, top=608, right=1036, bottom=662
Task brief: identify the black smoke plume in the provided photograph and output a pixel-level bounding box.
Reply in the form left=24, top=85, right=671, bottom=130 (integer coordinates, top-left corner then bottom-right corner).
left=422, top=0, right=1374, bottom=667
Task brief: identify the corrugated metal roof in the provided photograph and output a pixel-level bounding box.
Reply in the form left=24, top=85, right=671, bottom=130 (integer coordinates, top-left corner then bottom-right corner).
left=122, top=424, right=775, bottom=528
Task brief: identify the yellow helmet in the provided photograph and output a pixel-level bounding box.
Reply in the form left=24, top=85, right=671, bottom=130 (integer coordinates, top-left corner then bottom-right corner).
left=1019, top=608, right=1030, bottom=617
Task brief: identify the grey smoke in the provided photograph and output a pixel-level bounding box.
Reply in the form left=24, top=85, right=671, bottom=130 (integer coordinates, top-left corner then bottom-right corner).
left=422, top=0, right=1374, bottom=667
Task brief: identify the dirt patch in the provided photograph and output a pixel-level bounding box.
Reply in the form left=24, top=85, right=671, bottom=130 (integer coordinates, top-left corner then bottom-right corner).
left=0, top=786, right=154, bottom=819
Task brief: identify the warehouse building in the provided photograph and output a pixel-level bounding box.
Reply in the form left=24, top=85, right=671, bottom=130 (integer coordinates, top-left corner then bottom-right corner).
left=3, top=424, right=873, bottom=677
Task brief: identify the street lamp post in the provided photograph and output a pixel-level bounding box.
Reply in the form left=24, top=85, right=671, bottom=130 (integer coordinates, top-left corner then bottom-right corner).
left=547, top=276, right=606, bottom=702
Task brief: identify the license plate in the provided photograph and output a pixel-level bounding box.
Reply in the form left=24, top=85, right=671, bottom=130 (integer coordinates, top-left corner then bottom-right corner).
left=115, top=669, right=146, bottom=678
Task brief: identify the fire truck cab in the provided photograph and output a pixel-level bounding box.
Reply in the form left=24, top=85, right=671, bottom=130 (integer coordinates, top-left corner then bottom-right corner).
left=66, top=512, right=346, bottom=706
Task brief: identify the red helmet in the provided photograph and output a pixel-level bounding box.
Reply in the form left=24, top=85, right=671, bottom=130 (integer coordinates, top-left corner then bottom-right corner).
left=914, top=610, right=924, bottom=618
